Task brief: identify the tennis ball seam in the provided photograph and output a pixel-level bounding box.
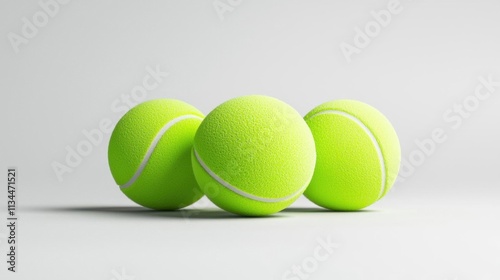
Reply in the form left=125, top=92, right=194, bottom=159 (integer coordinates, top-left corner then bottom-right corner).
left=306, top=109, right=387, bottom=200
left=120, top=114, right=203, bottom=189
left=193, top=149, right=308, bottom=203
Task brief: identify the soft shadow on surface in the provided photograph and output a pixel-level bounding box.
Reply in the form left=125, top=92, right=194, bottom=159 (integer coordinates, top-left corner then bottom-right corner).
left=28, top=206, right=283, bottom=220
left=282, top=207, right=380, bottom=213
left=25, top=206, right=379, bottom=220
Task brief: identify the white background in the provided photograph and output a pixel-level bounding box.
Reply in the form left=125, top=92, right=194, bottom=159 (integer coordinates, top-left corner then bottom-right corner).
left=1, top=0, right=499, bottom=279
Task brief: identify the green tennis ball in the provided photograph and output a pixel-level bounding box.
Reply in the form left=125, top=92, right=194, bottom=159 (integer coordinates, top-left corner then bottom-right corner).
left=108, top=99, right=205, bottom=210
left=304, top=100, right=401, bottom=211
left=191, top=95, right=316, bottom=216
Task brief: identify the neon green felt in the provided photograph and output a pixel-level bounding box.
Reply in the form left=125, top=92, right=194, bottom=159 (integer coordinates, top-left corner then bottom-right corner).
left=108, top=99, right=204, bottom=210
left=192, top=95, right=316, bottom=216
left=304, top=100, right=401, bottom=211
left=191, top=151, right=303, bottom=216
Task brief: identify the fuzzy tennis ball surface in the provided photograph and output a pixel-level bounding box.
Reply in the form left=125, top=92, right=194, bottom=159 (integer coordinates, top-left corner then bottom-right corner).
left=304, top=100, right=401, bottom=211
left=192, top=95, right=316, bottom=216
left=108, top=99, right=205, bottom=210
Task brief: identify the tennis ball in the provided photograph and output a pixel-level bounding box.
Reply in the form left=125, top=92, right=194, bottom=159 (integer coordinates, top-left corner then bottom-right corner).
left=191, top=95, right=316, bottom=216
left=108, top=99, right=205, bottom=210
left=304, top=100, right=401, bottom=211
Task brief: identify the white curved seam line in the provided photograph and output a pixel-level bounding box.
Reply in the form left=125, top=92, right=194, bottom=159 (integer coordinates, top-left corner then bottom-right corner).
left=194, top=149, right=308, bottom=203
left=307, top=110, right=387, bottom=199
left=120, top=115, right=203, bottom=189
